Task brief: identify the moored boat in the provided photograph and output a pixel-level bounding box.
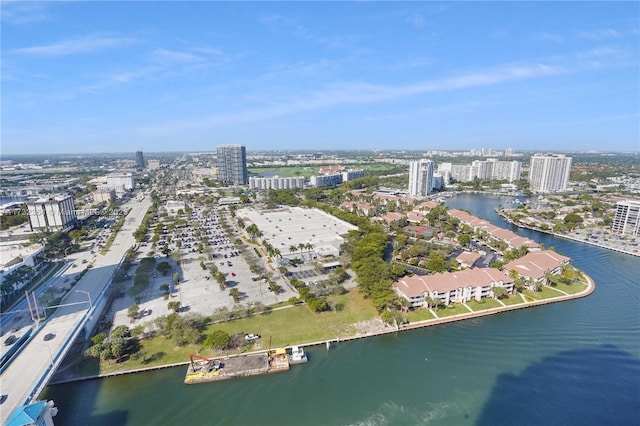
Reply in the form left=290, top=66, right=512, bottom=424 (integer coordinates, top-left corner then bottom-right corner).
left=289, top=346, right=308, bottom=364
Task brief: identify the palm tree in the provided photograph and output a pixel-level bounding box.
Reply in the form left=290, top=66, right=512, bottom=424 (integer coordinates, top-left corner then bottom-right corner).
left=289, top=245, right=298, bottom=258
left=229, top=288, right=241, bottom=303
left=305, top=242, right=314, bottom=259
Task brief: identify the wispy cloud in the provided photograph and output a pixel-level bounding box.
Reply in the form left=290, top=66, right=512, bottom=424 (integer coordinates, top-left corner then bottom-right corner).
left=1, top=1, right=50, bottom=25
left=10, top=35, right=136, bottom=56
left=536, top=32, right=565, bottom=43
left=406, top=13, right=425, bottom=28
left=149, top=49, right=204, bottom=66
left=577, top=29, right=621, bottom=40
left=537, top=28, right=626, bottom=43
left=138, top=61, right=565, bottom=134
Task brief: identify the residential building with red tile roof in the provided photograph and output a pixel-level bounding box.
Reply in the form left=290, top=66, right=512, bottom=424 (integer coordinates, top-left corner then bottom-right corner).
left=456, top=251, right=482, bottom=268
left=406, top=211, right=425, bottom=223
left=373, top=212, right=405, bottom=226
left=448, top=209, right=540, bottom=250
left=503, top=250, right=571, bottom=283
left=340, top=201, right=377, bottom=216
left=393, top=268, right=514, bottom=307
left=416, top=201, right=440, bottom=210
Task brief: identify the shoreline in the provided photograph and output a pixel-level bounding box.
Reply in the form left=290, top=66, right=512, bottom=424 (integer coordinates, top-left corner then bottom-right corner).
left=49, top=272, right=595, bottom=385
left=495, top=209, right=640, bottom=257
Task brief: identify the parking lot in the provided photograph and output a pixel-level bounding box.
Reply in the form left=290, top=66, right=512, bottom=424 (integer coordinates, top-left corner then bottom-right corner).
left=109, top=205, right=297, bottom=330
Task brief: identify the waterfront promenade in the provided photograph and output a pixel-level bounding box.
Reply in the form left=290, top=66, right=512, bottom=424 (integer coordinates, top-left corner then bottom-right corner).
left=496, top=209, right=640, bottom=257
left=49, top=272, right=594, bottom=385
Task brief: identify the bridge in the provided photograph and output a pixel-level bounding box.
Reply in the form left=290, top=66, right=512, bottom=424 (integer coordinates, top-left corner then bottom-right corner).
left=0, top=198, right=152, bottom=425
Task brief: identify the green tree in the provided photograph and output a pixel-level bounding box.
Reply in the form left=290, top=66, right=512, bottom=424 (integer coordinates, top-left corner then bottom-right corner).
left=127, top=303, right=139, bottom=320
left=492, top=287, right=507, bottom=299
left=167, top=301, right=181, bottom=312
left=91, top=332, right=108, bottom=346
left=229, top=288, right=241, bottom=303
left=110, top=325, right=130, bottom=339
left=204, top=330, right=230, bottom=350
left=457, top=234, right=471, bottom=247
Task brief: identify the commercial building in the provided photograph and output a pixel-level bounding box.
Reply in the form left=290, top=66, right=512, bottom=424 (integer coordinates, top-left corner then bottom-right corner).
left=147, top=159, right=161, bottom=170
left=611, top=199, right=640, bottom=236
left=408, top=159, right=434, bottom=197
left=528, top=154, right=572, bottom=193
left=135, top=150, right=144, bottom=169
left=249, top=176, right=305, bottom=190
left=92, top=189, right=116, bottom=203
left=106, top=173, right=135, bottom=191
left=217, top=145, right=248, bottom=185
left=26, top=194, right=77, bottom=231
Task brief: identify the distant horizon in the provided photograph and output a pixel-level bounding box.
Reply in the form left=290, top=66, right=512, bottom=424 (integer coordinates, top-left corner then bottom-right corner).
left=1, top=148, right=638, bottom=160
left=3, top=2, right=638, bottom=154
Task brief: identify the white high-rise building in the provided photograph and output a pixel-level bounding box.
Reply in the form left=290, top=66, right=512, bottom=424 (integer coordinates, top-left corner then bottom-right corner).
left=249, top=176, right=305, bottom=190
left=488, top=159, right=522, bottom=182
left=528, top=154, right=572, bottom=193
left=217, top=145, right=248, bottom=185
left=451, top=164, right=474, bottom=182
left=26, top=194, right=77, bottom=231
left=408, top=159, right=434, bottom=197
left=611, top=200, right=640, bottom=236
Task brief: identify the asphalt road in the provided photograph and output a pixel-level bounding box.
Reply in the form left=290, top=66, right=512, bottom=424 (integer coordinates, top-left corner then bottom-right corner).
left=0, top=197, right=151, bottom=424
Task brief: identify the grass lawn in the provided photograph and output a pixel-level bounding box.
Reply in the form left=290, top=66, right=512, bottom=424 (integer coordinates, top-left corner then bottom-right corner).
left=435, top=303, right=471, bottom=317
left=501, top=293, right=525, bottom=306
left=248, top=166, right=318, bottom=179
left=206, top=290, right=377, bottom=349
left=85, top=290, right=377, bottom=375
left=405, top=308, right=435, bottom=323
left=466, top=298, right=502, bottom=311
left=551, top=281, right=588, bottom=295
left=523, top=286, right=564, bottom=300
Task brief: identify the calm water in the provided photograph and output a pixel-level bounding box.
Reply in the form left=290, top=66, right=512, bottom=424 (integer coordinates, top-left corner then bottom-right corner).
left=44, top=194, right=640, bottom=425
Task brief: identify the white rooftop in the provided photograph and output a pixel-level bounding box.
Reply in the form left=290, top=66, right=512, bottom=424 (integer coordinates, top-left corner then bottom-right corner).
left=237, top=206, right=357, bottom=256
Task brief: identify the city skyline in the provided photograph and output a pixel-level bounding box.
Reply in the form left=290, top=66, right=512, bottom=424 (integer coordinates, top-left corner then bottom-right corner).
left=2, top=2, right=638, bottom=154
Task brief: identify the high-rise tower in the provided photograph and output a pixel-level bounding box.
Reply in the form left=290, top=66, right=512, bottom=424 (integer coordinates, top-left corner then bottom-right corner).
left=216, top=145, right=248, bottom=185
left=408, top=159, right=434, bottom=197
left=135, top=150, right=144, bottom=169
left=528, top=154, right=572, bottom=193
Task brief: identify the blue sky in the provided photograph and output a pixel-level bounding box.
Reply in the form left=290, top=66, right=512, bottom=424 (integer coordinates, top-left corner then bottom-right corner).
left=2, top=1, right=638, bottom=154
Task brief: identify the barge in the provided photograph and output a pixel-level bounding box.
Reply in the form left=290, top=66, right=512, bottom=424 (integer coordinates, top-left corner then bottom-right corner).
left=184, top=349, right=290, bottom=384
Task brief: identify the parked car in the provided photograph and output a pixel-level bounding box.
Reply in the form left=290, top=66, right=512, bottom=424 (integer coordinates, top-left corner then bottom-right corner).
left=245, top=334, right=260, bottom=341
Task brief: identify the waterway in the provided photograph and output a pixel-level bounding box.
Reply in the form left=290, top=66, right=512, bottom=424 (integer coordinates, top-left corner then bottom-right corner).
left=43, top=194, right=640, bottom=425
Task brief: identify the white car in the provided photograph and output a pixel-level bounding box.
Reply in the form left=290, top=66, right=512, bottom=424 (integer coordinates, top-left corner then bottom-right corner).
left=245, top=334, right=260, bottom=341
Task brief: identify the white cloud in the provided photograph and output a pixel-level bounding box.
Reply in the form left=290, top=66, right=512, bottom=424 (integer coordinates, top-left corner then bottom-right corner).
left=149, top=49, right=204, bottom=65
left=1, top=1, right=50, bottom=25
left=10, top=35, right=136, bottom=56
left=577, top=29, right=621, bottom=40
left=406, top=13, right=425, bottom=28
left=137, top=61, right=566, bottom=134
